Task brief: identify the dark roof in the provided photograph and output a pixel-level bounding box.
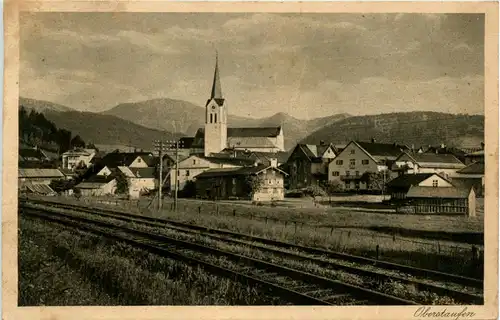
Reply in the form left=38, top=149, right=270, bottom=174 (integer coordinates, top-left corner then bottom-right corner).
left=386, top=173, right=436, bottom=188
left=131, top=167, right=156, bottom=179
left=228, top=127, right=281, bottom=138
left=19, top=148, right=49, bottom=161
left=85, top=174, right=116, bottom=184
left=192, top=127, right=282, bottom=148
left=406, top=153, right=464, bottom=165
left=98, top=151, right=154, bottom=168
left=457, top=161, right=484, bottom=174
left=195, top=164, right=287, bottom=179
left=216, top=149, right=289, bottom=164
left=19, top=168, right=65, bottom=178
left=202, top=155, right=257, bottom=166
left=355, top=141, right=408, bottom=158
left=406, top=186, right=471, bottom=199
left=24, top=182, right=56, bottom=195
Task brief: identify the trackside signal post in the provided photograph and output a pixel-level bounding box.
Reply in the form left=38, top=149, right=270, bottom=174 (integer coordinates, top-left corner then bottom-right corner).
left=153, top=139, right=183, bottom=212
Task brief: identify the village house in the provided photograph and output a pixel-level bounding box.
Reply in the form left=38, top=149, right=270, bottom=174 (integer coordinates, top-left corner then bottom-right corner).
left=386, top=173, right=454, bottom=200
left=185, top=55, right=285, bottom=157
left=19, top=146, right=53, bottom=168
left=169, top=154, right=255, bottom=191
left=62, top=148, right=97, bottom=170
left=212, top=148, right=289, bottom=168
left=404, top=185, right=476, bottom=217
left=194, top=164, right=288, bottom=201
left=75, top=174, right=117, bottom=197
left=286, top=142, right=337, bottom=189
left=452, top=161, right=485, bottom=197
left=391, top=152, right=466, bottom=178
left=18, top=168, right=66, bottom=196
left=117, top=166, right=156, bottom=199
left=76, top=151, right=157, bottom=197
left=463, top=150, right=484, bottom=165
left=328, top=140, right=408, bottom=191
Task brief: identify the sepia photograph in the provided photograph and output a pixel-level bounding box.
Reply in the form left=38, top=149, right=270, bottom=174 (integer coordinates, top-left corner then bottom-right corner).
left=3, top=2, right=499, bottom=320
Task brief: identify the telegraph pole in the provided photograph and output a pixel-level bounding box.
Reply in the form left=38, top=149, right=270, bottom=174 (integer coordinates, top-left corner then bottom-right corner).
left=153, top=140, right=164, bottom=211
left=154, top=139, right=183, bottom=212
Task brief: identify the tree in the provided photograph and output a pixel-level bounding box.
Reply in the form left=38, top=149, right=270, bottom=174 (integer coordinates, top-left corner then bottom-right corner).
left=361, top=171, right=388, bottom=193
left=115, top=173, right=129, bottom=195
left=70, top=135, right=86, bottom=149
left=243, top=175, right=264, bottom=199
left=323, top=180, right=343, bottom=195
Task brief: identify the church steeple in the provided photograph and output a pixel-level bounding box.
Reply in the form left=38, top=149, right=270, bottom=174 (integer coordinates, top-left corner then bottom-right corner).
left=210, top=51, right=223, bottom=99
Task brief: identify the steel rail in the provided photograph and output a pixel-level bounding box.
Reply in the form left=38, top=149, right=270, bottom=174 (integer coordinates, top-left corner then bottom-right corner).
left=22, top=199, right=482, bottom=289
left=21, top=205, right=418, bottom=306
left=21, top=200, right=483, bottom=304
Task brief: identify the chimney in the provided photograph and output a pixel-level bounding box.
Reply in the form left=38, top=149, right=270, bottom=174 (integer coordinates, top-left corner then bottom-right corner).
left=320, top=140, right=325, bottom=146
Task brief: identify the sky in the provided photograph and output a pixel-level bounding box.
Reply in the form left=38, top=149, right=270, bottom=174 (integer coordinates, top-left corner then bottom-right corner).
left=20, top=12, right=484, bottom=119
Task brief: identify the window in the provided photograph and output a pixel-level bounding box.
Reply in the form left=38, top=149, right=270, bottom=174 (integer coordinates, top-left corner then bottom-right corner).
left=137, top=158, right=142, bottom=163
left=350, top=159, right=355, bottom=166
left=193, top=159, right=196, bottom=165
left=272, top=171, right=276, bottom=176
left=332, top=171, right=340, bottom=176
left=210, top=114, right=213, bottom=123
left=186, top=170, right=190, bottom=176
left=355, top=171, right=359, bottom=176
left=273, top=188, right=278, bottom=193
left=350, top=149, right=355, bottom=154
left=432, top=180, right=438, bottom=187
left=336, top=160, right=343, bottom=165
left=214, top=113, right=217, bottom=123
left=345, top=171, right=350, bottom=176
left=355, top=181, right=360, bottom=189
left=362, top=159, right=369, bottom=165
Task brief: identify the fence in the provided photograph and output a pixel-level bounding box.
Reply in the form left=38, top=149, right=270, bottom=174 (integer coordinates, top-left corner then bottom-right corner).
left=32, top=194, right=484, bottom=277
left=396, top=205, right=468, bottom=215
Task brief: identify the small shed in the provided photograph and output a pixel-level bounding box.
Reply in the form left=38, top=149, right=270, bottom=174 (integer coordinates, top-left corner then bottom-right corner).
left=403, top=185, right=476, bottom=217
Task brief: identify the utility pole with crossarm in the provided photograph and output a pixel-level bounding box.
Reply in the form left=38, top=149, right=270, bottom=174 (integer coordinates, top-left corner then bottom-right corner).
left=153, top=139, right=183, bottom=212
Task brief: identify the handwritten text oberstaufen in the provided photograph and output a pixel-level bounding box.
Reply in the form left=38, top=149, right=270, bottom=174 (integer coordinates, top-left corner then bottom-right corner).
left=414, top=307, right=476, bottom=320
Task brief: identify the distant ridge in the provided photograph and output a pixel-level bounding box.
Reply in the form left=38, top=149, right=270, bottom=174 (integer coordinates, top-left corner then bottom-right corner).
left=300, top=111, right=484, bottom=149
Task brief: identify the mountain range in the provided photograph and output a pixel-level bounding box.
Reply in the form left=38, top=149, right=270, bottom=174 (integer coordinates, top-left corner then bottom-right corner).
left=19, top=97, right=484, bottom=152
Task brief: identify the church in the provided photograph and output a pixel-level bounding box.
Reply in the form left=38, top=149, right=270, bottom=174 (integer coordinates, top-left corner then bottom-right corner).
left=190, top=54, right=285, bottom=157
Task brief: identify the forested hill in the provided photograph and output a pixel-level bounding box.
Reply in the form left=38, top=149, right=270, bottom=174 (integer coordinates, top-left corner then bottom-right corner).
left=300, top=112, right=484, bottom=149
left=19, top=106, right=87, bottom=154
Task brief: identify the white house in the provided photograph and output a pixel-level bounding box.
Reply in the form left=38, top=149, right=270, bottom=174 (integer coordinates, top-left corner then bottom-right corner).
left=62, top=148, right=97, bottom=170
left=75, top=175, right=117, bottom=197
left=391, top=152, right=466, bottom=178
left=386, top=173, right=454, bottom=200
left=328, top=140, right=408, bottom=191
left=169, top=154, right=255, bottom=191
left=117, top=166, right=156, bottom=199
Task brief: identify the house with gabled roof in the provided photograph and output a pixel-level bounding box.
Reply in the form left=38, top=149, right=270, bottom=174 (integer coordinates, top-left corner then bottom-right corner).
left=386, top=173, right=453, bottom=200
left=391, top=152, right=465, bottom=178
left=286, top=142, right=338, bottom=189
left=328, top=139, right=409, bottom=191
left=61, top=148, right=97, bottom=170
left=169, top=154, right=256, bottom=191
left=452, top=161, right=484, bottom=197
left=117, top=166, right=156, bottom=198
left=194, top=164, right=288, bottom=201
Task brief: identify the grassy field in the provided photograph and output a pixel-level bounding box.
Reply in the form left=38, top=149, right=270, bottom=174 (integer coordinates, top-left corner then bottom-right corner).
left=36, top=195, right=484, bottom=277
left=19, top=215, right=286, bottom=306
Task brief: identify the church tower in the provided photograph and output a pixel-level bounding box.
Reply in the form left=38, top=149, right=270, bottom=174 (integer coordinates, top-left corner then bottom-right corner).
left=204, top=52, right=228, bottom=157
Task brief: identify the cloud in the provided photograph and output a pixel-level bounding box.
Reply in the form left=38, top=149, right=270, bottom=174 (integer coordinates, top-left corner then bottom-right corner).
left=19, top=13, right=484, bottom=118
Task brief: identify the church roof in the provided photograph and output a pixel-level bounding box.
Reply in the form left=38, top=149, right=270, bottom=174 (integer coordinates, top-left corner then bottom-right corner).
left=227, top=127, right=282, bottom=138
left=191, top=127, right=282, bottom=149
left=211, top=52, right=223, bottom=99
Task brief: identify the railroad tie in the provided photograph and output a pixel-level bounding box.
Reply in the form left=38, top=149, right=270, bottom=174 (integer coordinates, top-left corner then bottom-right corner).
left=303, top=289, right=333, bottom=297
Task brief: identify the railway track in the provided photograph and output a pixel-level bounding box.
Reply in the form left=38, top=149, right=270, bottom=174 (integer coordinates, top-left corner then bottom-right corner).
left=20, top=199, right=484, bottom=305
left=21, top=203, right=418, bottom=306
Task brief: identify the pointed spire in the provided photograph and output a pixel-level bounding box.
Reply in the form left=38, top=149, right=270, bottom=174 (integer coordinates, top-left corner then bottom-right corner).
left=210, top=51, right=223, bottom=99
